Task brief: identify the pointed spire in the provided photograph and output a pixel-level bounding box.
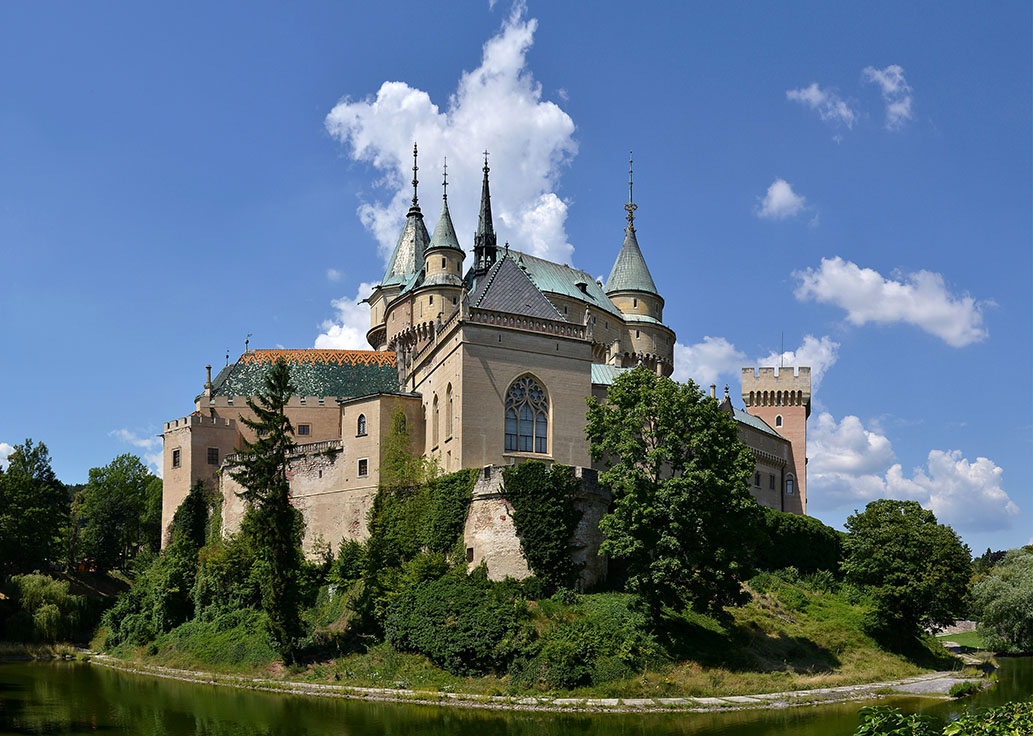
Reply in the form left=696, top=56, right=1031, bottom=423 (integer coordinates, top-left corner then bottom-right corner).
left=428, top=156, right=462, bottom=253
left=605, top=152, right=659, bottom=296
left=625, top=150, right=637, bottom=231
left=382, top=142, right=431, bottom=286
left=473, top=149, right=498, bottom=276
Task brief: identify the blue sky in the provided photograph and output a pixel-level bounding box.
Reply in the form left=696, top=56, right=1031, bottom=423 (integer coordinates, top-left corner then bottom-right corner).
left=1, top=1, right=1029, bottom=553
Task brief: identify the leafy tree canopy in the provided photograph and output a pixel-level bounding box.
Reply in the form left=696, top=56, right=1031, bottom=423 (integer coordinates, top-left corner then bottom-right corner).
left=0, top=439, right=68, bottom=572
left=586, top=367, right=761, bottom=618
left=970, top=547, right=1033, bottom=654
left=78, top=454, right=153, bottom=571
left=842, top=499, right=970, bottom=640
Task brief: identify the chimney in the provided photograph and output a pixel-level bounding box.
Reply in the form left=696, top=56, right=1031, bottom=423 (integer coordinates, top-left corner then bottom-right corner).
left=205, top=364, right=213, bottom=389
left=710, top=384, right=716, bottom=398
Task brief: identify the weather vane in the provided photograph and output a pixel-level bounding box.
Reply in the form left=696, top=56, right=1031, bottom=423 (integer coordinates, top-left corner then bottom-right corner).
left=625, top=150, right=637, bottom=229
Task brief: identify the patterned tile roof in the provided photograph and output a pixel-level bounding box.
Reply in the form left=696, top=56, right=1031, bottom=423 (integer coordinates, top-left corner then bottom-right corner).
left=212, top=350, right=398, bottom=399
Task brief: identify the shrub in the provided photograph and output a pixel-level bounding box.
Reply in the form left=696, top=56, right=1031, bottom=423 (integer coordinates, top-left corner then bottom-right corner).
left=948, top=680, right=981, bottom=698
left=944, top=701, right=1033, bottom=735
left=970, top=548, right=1033, bottom=654
left=385, top=573, right=525, bottom=675
left=853, top=705, right=937, bottom=736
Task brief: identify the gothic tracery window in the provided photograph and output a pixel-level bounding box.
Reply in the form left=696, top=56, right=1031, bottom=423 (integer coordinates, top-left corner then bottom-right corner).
left=504, top=375, right=548, bottom=453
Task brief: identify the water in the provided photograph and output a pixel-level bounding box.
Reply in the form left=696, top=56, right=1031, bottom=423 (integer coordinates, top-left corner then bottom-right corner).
left=0, top=658, right=1029, bottom=736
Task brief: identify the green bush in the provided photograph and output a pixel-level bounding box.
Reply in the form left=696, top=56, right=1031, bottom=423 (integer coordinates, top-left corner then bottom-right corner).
left=854, top=705, right=937, bottom=736
left=944, top=701, right=1033, bottom=735
left=384, top=572, right=525, bottom=675
left=948, top=680, right=981, bottom=698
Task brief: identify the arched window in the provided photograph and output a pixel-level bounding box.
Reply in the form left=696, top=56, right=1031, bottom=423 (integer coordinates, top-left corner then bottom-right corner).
left=785, top=475, right=795, bottom=495
left=504, top=375, right=548, bottom=453
left=432, top=394, right=439, bottom=447
left=775, top=414, right=783, bottom=427
left=445, top=384, right=453, bottom=439
left=357, top=414, right=367, bottom=436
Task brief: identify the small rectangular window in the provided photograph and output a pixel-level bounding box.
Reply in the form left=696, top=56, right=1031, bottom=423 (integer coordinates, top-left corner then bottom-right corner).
left=441, top=257, right=446, bottom=269
left=297, top=424, right=311, bottom=436
left=636, top=329, right=640, bottom=338
left=172, top=449, right=181, bottom=468
left=358, top=458, right=369, bottom=477
left=429, top=295, right=434, bottom=305
left=769, top=474, right=776, bottom=490
left=754, top=472, right=760, bottom=487
left=452, top=297, right=457, bottom=306
left=466, top=547, right=474, bottom=563
left=207, top=447, right=219, bottom=466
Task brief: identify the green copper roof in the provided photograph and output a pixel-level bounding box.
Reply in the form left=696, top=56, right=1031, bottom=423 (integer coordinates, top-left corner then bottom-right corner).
left=733, top=408, right=786, bottom=440
left=591, top=364, right=630, bottom=385
left=509, top=250, right=624, bottom=318
left=427, top=197, right=463, bottom=253
left=604, top=226, right=658, bottom=296
left=210, top=350, right=398, bottom=399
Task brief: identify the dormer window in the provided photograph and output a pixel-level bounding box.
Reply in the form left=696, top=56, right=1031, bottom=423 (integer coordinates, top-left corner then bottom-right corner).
left=575, top=280, right=588, bottom=294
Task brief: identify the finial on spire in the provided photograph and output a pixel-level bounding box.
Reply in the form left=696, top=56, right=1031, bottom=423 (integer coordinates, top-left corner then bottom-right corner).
left=442, top=156, right=448, bottom=201
left=625, top=150, right=638, bottom=230
left=411, top=142, right=419, bottom=206
left=483, top=149, right=490, bottom=174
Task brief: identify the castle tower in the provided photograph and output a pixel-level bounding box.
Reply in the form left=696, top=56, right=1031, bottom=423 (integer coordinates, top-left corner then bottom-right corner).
left=604, top=154, right=672, bottom=376
left=471, top=151, right=498, bottom=283
left=367, top=143, right=430, bottom=349
left=741, top=366, right=811, bottom=514
left=417, top=158, right=466, bottom=323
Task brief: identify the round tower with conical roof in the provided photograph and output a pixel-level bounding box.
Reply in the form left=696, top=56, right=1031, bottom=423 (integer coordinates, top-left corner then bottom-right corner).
left=603, top=155, right=674, bottom=375
left=415, top=157, right=466, bottom=324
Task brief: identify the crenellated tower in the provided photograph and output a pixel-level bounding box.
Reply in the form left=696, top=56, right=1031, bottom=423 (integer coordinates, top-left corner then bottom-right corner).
left=741, top=366, right=811, bottom=514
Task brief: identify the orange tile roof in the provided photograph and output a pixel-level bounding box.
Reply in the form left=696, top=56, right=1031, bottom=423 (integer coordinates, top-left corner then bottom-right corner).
left=238, top=350, right=396, bottom=367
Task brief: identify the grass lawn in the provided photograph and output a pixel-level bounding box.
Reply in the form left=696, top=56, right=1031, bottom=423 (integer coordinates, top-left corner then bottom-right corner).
left=936, top=629, right=984, bottom=649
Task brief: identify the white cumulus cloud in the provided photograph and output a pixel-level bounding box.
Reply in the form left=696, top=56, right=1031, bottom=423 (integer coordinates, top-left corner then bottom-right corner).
left=0, top=442, right=14, bottom=471
left=324, top=2, right=577, bottom=265
left=786, top=83, right=857, bottom=128
left=673, top=334, right=838, bottom=391
left=756, top=178, right=808, bottom=220
left=110, top=429, right=163, bottom=477
left=808, top=412, right=1019, bottom=533
left=315, top=281, right=379, bottom=349
left=756, top=334, right=840, bottom=389
left=326, top=268, right=341, bottom=282
left=862, top=64, right=913, bottom=130
left=794, top=257, right=989, bottom=347
left=673, top=336, right=747, bottom=388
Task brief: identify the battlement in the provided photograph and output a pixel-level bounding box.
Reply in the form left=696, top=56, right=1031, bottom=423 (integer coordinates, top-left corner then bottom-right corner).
left=741, top=366, right=811, bottom=408
left=164, top=414, right=237, bottom=432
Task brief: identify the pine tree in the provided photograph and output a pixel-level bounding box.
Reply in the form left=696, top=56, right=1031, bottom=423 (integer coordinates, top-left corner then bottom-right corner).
left=229, top=358, right=304, bottom=664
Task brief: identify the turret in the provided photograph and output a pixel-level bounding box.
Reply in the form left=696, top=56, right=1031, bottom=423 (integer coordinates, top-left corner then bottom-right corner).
left=417, top=158, right=466, bottom=322
left=604, top=153, right=663, bottom=319
left=472, top=151, right=498, bottom=282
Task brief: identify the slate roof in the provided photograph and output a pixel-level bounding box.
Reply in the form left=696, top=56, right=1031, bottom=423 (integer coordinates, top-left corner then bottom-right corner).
left=506, top=250, right=624, bottom=319
left=733, top=408, right=786, bottom=440
left=591, top=364, right=630, bottom=385
left=469, top=254, right=565, bottom=320
left=604, top=226, right=659, bottom=296
left=210, top=350, right=398, bottom=399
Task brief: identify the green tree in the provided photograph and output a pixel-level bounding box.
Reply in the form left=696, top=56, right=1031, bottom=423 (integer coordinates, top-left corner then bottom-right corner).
left=141, top=476, right=164, bottom=553
left=585, top=367, right=761, bottom=617
left=228, top=358, right=304, bottom=664
left=970, top=547, right=1033, bottom=653
left=0, top=439, right=69, bottom=572
left=842, top=499, right=970, bottom=642
left=77, top=454, right=153, bottom=571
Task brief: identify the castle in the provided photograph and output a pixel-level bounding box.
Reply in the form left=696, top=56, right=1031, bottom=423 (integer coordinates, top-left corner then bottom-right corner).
left=161, top=148, right=811, bottom=584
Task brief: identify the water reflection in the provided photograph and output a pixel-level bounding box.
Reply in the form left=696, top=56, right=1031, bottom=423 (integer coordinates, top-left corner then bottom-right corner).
left=0, top=658, right=1029, bottom=736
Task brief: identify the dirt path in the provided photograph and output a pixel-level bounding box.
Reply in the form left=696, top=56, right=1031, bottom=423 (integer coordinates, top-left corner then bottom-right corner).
left=86, top=655, right=987, bottom=714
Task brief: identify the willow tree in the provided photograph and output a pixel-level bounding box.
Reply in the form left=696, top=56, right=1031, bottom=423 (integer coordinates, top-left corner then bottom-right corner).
left=229, top=358, right=304, bottom=664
